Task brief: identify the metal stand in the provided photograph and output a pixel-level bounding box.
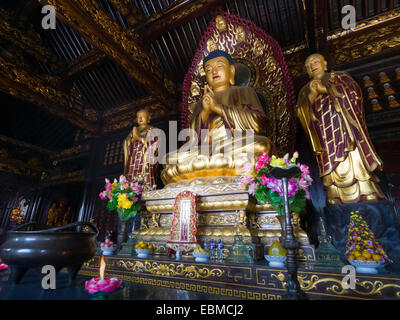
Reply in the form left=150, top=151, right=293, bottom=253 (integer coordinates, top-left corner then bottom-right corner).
left=268, top=167, right=308, bottom=300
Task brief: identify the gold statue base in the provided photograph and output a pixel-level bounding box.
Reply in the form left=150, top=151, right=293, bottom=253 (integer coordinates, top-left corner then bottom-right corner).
left=136, top=177, right=315, bottom=261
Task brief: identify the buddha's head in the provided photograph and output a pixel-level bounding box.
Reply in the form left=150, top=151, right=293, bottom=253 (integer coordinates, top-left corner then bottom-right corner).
left=203, top=50, right=235, bottom=92
left=136, top=109, right=151, bottom=127
left=305, top=54, right=327, bottom=80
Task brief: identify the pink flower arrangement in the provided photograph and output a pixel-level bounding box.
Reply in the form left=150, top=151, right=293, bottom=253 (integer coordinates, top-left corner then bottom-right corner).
left=240, top=152, right=312, bottom=215
left=99, top=175, right=146, bottom=221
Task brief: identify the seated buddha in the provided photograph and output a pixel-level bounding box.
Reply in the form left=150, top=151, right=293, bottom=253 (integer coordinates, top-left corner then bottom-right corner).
left=161, top=50, right=274, bottom=185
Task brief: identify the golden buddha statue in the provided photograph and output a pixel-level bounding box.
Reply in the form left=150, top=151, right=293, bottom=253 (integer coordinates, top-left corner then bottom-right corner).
left=123, top=109, right=159, bottom=188
left=55, top=201, right=67, bottom=227
left=46, top=202, right=57, bottom=227
left=296, top=54, right=387, bottom=205
left=161, top=50, right=273, bottom=185
left=10, top=204, right=23, bottom=224
left=62, top=206, right=71, bottom=226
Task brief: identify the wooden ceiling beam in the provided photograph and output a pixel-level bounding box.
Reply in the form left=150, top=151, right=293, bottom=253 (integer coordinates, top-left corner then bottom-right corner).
left=137, top=0, right=229, bottom=41
left=65, top=48, right=107, bottom=78
left=302, top=0, right=328, bottom=55
left=108, top=0, right=143, bottom=27
left=44, top=0, right=176, bottom=109
left=0, top=55, right=98, bottom=132
left=0, top=8, right=66, bottom=70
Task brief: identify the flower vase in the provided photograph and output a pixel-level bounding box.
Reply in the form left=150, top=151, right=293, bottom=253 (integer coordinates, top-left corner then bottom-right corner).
left=276, top=215, right=287, bottom=242
left=117, top=219, right=130, bottom=249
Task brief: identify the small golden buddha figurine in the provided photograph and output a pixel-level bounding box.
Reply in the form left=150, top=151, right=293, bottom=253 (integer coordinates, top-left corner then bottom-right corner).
left=388, top=95, right=400, bottom=109
left=215, top=15, right=227, bottom=32
left=62, top=206, right=71, bottom=225
left=123, top=109, right=159, bottom=188
left=296, top=54, right=386, bottom=204
left=236, top=26, right=246, bottom=43
left=55, top=201, right=67, bottom=227
left=10, top=205, right=23, bottom=224
left=383, top=83, right=395, bottom=96
left=371, top=99, right=383, bottom=112
left=367, top=87, right=378, bottom=99
left=46, top=202, right=57, bottom=226
left=379, top=72, right=391, bottom=84
left=363, top=76, right=374, bottom=88
left=207, top=39, right=218, bottom=52
left=162, top=50, right=273, bottom=185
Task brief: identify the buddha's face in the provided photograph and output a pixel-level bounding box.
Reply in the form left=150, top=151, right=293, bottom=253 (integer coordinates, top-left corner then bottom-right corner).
left=137, top=110, right=150, bottom=126
left=305, top=54, right=327, bottom=79
left=204, top=56, right=235, bottom=92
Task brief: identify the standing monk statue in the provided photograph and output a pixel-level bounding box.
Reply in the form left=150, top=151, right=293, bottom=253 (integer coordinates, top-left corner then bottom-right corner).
left=296, top=54, right=386, bottom=205
left=123, top=109, right=159, bottom=189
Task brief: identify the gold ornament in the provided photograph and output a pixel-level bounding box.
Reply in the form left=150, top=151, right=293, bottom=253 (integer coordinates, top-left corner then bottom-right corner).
left=215, top=15, right=227, bottom=32
left=190, top=82, right=200, bottom=96
left=235, top=25, right=246, bottom=43
left=253, top=40, right=264, bottom=57
left=207, top=39, right=218, bottom=52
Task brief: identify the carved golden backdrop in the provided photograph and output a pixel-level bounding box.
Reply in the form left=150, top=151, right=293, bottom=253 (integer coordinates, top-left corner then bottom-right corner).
left=180, top=12, right=297, bottom=156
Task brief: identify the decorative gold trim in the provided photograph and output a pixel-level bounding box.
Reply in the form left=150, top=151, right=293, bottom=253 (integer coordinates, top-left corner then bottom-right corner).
left=117, top=260, right=224, bottom=279
left=327, top=8, right=400, bottom=41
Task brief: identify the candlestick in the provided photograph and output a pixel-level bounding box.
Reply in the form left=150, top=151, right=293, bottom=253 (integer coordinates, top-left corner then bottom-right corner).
left=267, top=166, right=308, bottom=300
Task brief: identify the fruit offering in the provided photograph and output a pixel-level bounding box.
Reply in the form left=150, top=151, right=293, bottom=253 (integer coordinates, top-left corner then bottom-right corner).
left=100, top=239, right=116, bottom=249
left=135, top=241, right=154, bottom=250
left=268, top=240, right=287, bottom=256
left=193, top=244, right=210, bottom=253
left=345, top=211, right=391, bottom=263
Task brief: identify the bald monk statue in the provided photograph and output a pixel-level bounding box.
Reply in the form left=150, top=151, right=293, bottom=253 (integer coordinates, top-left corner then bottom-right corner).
left=296, top=53, right=386, bottom=205
left=123, top=109, right=159, bottom=188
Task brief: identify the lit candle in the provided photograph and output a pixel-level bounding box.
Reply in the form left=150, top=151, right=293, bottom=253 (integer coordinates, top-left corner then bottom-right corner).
left=85, top=255, right=121, bottom=294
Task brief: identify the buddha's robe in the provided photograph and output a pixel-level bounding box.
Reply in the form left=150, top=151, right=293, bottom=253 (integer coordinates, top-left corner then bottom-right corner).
left=296, top=71, right=386, bottom=204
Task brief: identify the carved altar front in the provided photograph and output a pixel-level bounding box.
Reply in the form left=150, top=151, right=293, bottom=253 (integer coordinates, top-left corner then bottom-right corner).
left=136, top=177, right=314, bottom=261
